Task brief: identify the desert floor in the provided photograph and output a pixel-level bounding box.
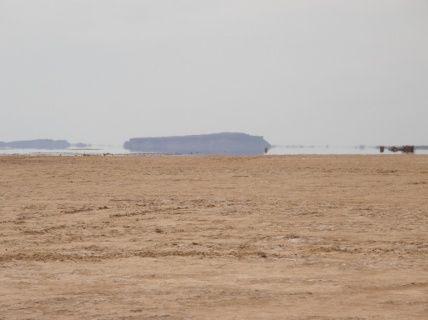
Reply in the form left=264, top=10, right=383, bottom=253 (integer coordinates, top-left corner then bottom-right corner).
left=0, top=155, right=427, bottom=319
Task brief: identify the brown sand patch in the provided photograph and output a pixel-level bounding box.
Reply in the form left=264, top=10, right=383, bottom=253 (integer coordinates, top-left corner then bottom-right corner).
left=0, top=155, right=427, bottom=319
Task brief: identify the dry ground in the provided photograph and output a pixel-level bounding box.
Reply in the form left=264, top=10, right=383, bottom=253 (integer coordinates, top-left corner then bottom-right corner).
left=0, top=155, right=427, bottom=319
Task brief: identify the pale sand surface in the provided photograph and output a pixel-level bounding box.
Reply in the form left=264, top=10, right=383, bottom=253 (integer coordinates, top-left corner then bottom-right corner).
left=0, top=155, right=427, bottom=319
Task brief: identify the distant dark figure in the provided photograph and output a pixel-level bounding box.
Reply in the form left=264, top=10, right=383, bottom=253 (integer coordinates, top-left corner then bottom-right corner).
left=383, top=145, right=415, bottom=154
left=380, top=146, right=385, bottom=153
left=402, top=145, right=415, bottom=153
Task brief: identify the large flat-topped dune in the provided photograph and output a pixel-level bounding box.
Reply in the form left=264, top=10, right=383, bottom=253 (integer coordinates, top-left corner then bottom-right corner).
left=124, top=132, right=271, bottom=155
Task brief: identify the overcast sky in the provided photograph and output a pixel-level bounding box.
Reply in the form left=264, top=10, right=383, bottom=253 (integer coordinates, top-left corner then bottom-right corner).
left=1, top=0, right=427, bottom=146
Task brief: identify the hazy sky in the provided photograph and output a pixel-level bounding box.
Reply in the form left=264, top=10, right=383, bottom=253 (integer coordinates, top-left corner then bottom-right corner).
left=1, top=0, right=427, bottom=145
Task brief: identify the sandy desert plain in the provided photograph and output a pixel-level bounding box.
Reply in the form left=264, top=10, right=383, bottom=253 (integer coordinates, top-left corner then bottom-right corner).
left=0, top=155, right=427, bottom=319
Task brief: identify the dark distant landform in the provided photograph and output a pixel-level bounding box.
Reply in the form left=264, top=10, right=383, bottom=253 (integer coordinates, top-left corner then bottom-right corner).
left=124, top=132, right=271, bottom=155
left=0, top=139, right=71, bottom=150
left=0, top=139, right=92, bottom=150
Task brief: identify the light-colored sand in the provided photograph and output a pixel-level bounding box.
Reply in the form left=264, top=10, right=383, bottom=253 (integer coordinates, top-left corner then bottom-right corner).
left=0, top=155, right=427, bottom=319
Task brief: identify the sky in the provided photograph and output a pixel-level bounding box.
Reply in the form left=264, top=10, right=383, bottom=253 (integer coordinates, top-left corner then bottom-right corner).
left=1, top=0, right=427, bottom=146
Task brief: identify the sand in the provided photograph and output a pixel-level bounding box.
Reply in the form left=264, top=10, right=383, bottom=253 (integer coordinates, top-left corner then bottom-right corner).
left=0, top=155, right=427, bottom=319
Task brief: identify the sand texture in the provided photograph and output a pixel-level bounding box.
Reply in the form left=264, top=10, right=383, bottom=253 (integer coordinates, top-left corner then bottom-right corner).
left=0, top=155, right=427, bottom=319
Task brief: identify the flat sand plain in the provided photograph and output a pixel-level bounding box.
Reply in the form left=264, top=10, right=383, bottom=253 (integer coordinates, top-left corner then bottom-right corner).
left=0, top=155, right=427, bottom=319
